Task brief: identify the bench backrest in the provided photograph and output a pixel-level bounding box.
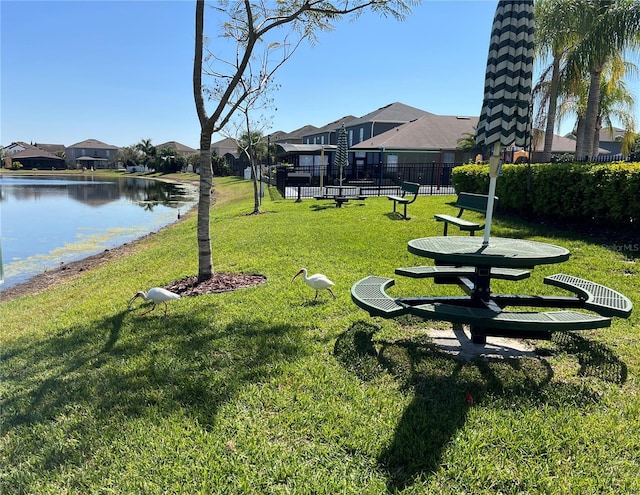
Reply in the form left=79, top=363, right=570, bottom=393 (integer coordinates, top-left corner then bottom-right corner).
left=455, top=192, right=497, bottom=213
left=401, top=181, right=420, bottom=195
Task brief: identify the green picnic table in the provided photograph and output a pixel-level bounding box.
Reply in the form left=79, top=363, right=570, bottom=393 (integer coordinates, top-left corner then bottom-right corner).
left=352, top=236, right=633, bottom=345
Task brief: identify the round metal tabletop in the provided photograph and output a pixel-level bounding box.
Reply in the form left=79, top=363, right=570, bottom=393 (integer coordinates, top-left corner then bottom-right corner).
left=407, top=236, right=570, bottom=268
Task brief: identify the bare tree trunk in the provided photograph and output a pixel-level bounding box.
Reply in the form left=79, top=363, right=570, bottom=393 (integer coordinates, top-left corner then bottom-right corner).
left=252, top=161, right=260, bottom=213
left=579, top=69, right=602, bottom=161
left=194, top=0, right=214, bottom=281
left=542, top=58, right=560, bottom=163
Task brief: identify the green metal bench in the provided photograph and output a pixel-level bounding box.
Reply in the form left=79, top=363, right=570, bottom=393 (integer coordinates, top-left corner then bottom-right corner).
left=351, top=275, right=612, bottom=342
left=544, top=273, right=633, bottom=318
left=386, top=181, right=420, bottom=220
left=395, top=265, right=531, bottom=281
left=350, top=276, right=408, bottom=317
left=314, top=186, right=365, bottom=208
left=434, top=192, right=497, bottom=235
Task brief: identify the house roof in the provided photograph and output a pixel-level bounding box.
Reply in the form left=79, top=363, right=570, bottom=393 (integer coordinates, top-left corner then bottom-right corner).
left=309, top=115, right=357, bottom=134
left=10, top=147, right=64, bottom=160
left=276, top=143, right=336, bottom=153
left=598, top=126, right=626, bottom=142
left=533, top=134, right=611, bottom=154
left=271, top=124, right=319, bottom=143
left=345, top=102, right=433, bottom=128
left=266, top=130, right=288, bottom=141
left=67, top=138, right=118, bottom=150
left=75, top=156, right=108, bottom=162
left=533, top=134, right=577, bottom=153
left=351, top=114, right=478, bottom=151
left=348, top=113, right=609, bottom=155
left=3, top=142, right=33, bottom=154
left=211, top=137, right=240, bottom=158
left=157, top=141, right=198, bottom=154
left=34, top=143, right=65, bottom=154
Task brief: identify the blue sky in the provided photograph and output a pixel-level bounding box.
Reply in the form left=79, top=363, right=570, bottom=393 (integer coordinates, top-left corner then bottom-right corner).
left=2, top=1, right=638, bottom=151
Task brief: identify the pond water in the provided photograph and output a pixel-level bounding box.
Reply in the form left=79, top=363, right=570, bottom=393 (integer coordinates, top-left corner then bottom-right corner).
left=0, top=174, right=198, bottom=289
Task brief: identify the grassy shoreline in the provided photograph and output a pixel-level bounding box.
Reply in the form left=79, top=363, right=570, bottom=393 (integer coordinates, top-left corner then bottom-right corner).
left=1, top=177, right=639, bottom=493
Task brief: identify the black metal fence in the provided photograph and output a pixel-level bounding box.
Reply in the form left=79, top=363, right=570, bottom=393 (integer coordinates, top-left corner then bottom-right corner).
left=274, top=162, right=459, bottom=199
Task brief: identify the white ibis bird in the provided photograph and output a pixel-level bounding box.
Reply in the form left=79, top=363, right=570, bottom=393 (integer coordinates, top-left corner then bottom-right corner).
left=128, top=287, right=180, bottom=316
left=292, top=268, right=336, bottom=300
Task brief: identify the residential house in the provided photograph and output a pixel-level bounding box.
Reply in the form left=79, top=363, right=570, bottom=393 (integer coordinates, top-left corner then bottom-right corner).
left=211, top=137, right=239, bottom=161
left=65, top=138, right=119, bottom=169
left=272, top=103, right=431, bottom=176
left=350, top=112, right=611, bottom=170
left=209, top=137, right=242, bottom=174
left=350, top=113, right=479, bottom=167
left=595, top=126, right=626, bottom=155
left=6, top=147, right=66, bottom=169
left=2, top=141, right=31, bottom=156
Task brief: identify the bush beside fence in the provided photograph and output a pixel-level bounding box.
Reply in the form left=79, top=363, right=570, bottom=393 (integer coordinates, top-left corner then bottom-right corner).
left=452, top=162, right=640, bottom=227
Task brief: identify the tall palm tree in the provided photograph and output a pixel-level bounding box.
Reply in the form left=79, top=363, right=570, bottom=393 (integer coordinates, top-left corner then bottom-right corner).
left=593, top=58, right=637, bottom=154
left=558, top=55, right=637, bottom=158
left=567, top=0, right=640, bottom=161
left=136, top=138, right=157, bottom=168
left=533, top=0, right=581, bottom=162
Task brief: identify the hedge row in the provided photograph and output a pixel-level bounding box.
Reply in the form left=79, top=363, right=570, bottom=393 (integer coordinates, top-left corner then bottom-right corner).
left=451, top=162, right=640, bottom=226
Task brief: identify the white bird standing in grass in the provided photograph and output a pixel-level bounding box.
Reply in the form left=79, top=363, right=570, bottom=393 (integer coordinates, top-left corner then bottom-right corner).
left=292, top=268, right=336, bottom=300
left=128, top=287, right=180, bottom=316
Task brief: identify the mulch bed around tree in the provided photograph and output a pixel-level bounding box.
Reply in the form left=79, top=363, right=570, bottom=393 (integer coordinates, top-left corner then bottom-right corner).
left=164, top=273, right=267, bottom=296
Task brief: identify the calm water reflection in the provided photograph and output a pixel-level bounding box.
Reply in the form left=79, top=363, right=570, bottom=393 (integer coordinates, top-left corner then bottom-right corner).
left=0, top=174, right=198, bottom=289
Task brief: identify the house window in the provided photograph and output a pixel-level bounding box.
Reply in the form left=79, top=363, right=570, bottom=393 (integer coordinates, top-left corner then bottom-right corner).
left=348, top=130, right=353, bottom=147
left=321, top=136, right=325, bottom=145
left=359, top=128, right=364, bottom=143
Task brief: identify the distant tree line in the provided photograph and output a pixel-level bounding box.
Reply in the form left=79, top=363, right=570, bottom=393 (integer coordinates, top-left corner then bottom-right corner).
left=115, top=138, right=232, bottom=175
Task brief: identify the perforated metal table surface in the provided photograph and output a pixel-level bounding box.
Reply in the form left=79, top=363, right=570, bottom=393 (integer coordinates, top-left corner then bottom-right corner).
left=407, top=236, right=570, bottom=268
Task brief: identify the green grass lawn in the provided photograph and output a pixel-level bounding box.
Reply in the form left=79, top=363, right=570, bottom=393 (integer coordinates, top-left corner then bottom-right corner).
left=1, top=177, right=639, bottom=494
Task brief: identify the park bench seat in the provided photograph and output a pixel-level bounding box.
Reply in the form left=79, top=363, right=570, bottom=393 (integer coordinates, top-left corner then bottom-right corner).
left=350, top=276, right=408, bottom=317
left=434, top=192, right=497, bottom=235
left=409, top=303, right=610, bottom=333
left=395, top=265, right=531, bottom=281
left=544, top=273, right=633, bottom=318
left=387, top=181, right=420, bottom=219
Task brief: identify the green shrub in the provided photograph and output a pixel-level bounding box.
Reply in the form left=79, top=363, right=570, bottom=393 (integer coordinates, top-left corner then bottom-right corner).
left=452, top=161, right=640, bottom=226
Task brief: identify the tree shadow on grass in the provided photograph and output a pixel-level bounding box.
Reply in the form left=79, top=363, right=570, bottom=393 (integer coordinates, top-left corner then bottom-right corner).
left=0, top=309, right=305, bottom=490
left=334, top=321, right=626, bottom=491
